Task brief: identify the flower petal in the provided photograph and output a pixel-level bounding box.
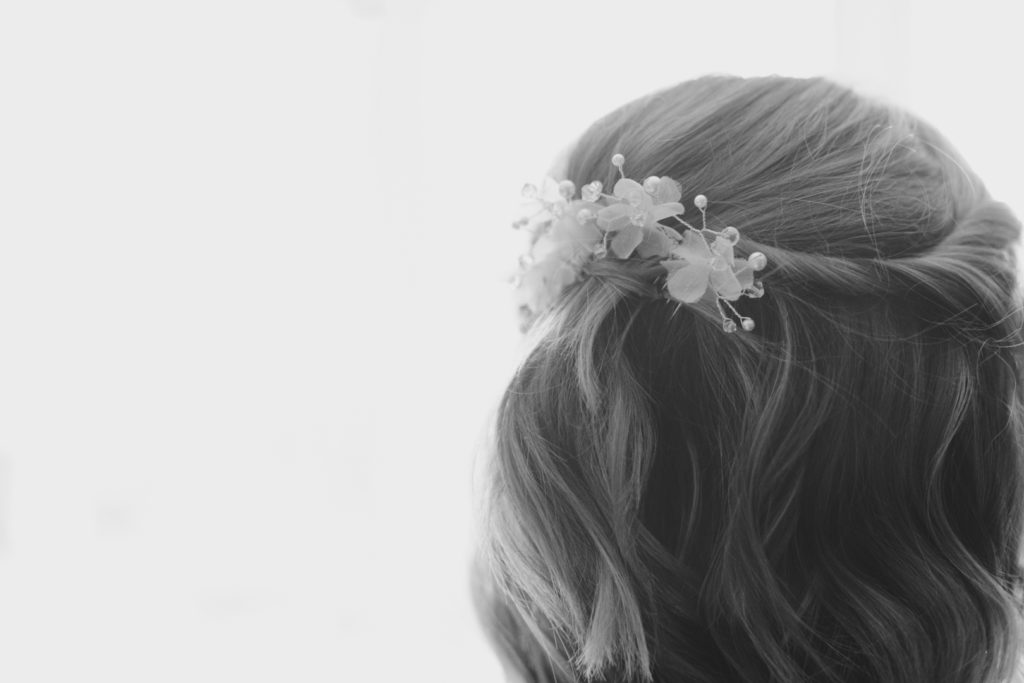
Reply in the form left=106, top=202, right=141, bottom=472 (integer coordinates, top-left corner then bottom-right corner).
left=711, top=236, right=736, bottom=267
left=516, top=260, right=553, bottom=312
left=733, top=259, right=755, bottom=290
left=614, top=179, right=653, bottom=212
left=635, top=228, right=673, bottom=258
left=538, top=177, right=564, bottom=203
left=549, top=261, right=579, bottom=294
left=612, top=178, right=645, bottom=200
left=710, top=266, right=742, bottom=301
left=610, top=225, right=643, bottom=258
left=562, top=220, right=603, bottom=257
left=659, top=224, right=683, bottom=242
left=596, top=203, right=633, bottom=231
left=568, top=199, right=603, bottom=214
left=530, top=233, right=559, bottom=262
left=670, top=229, right=713, bottom=262
left=663, top=261, right=710, bottom=303
left=651, top=202, right=686, bottom=222
left=653, top=176, right=682, bottom=204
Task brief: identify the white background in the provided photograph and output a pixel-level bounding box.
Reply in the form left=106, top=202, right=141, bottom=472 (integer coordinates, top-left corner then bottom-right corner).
left=0, top=0, right=1021, bottom=681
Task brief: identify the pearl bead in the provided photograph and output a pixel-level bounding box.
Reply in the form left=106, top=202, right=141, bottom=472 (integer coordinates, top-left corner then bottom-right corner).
left=558, top=180, right=576, bottom=199
left=722, top=319, right=737, bottom=333
left=748, top=251, right=767, bottom=271
left=721, top=226, right=740, bottom=245
left=611, top=153, right=625, bottom=168
left=643, top=176, right=660, bottom=193
left=694, top=194, right=707, bottom=210
left=741, top=318, right=755, bottom=331
left=582, top=181, right=603, bottom=202
left=521, top=183, right=538, bottom=199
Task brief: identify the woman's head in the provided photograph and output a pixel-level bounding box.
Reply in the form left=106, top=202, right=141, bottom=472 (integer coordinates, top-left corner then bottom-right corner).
left=477, top=76, right=1024, bottom=682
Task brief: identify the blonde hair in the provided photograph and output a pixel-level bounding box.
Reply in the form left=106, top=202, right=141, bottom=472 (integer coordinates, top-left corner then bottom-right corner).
left=477, top=76, right=1024, bottom=683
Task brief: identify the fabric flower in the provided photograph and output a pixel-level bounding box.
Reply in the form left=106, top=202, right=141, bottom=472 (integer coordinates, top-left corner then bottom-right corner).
left=517, top=200, right=604, bottom=313
left=512, top=155, right=766, bottom=333
left=515, top=177, right=569, bottom=233
left=661, top=230, right=755, bottom=303
left=516, top=256, right=579, bottom=314
left=595, top=176, right=687, bottom=259
left=531, top=201, right=602, bottom=260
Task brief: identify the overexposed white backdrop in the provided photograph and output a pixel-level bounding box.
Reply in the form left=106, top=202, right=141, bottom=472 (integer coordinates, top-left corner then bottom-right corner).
left=0, top=1, right=1020, bottom=681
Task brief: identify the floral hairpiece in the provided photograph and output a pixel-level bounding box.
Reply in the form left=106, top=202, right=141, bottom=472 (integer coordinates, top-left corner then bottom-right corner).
left=512, top=154, right=767, bottom=332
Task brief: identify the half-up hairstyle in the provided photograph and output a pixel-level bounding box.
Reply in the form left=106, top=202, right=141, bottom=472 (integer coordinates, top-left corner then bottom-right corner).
left=477, top=75, right=1024, bottom=683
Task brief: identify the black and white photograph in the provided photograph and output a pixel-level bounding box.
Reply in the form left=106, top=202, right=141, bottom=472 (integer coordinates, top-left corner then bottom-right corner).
left=1, top=1, right=1022, bottom=681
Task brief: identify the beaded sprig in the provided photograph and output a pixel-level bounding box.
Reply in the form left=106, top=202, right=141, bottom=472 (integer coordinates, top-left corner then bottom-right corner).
left=512, top=154, right=767, bottom=332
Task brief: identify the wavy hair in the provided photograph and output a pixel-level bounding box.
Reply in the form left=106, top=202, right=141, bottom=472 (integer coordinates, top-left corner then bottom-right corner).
left=476, top=76, right=1024, bottom=683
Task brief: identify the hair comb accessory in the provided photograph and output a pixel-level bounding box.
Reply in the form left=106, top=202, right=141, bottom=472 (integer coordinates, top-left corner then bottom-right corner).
left=512, top=154, right=767, bottom=332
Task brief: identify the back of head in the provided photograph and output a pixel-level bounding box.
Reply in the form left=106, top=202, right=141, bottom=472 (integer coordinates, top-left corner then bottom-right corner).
left=476, top=76, right=1024, bottom=683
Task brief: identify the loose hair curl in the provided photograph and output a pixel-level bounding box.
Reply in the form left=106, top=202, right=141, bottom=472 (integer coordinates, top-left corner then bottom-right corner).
left=477, top=76, right=1024, bottom=683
